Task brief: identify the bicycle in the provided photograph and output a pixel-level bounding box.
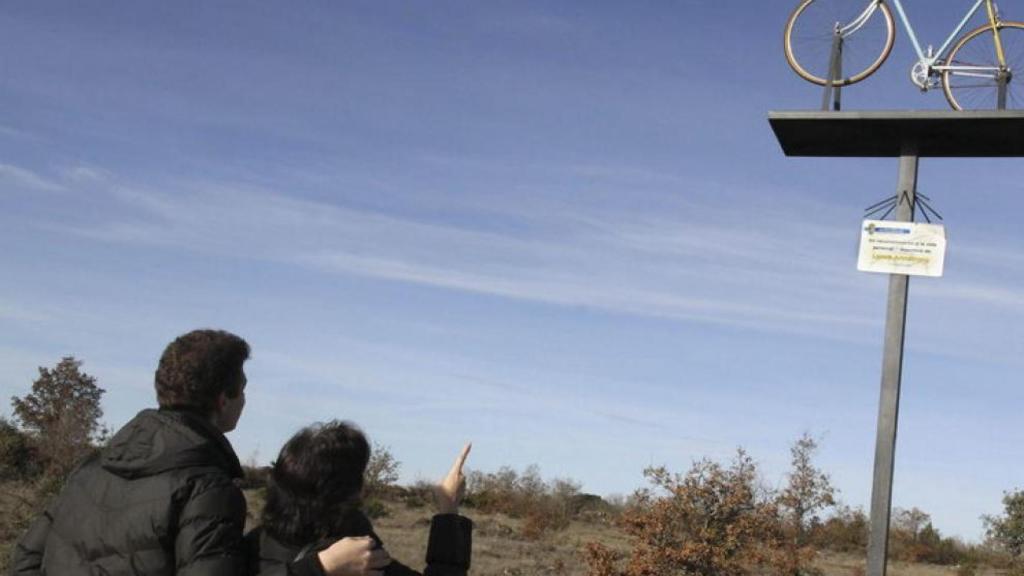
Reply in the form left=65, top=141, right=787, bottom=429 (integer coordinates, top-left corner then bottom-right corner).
left=783, top=0, right=1024, bottom=110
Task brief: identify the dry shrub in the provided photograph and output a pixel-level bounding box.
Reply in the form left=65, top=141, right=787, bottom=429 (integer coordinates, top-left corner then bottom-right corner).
left=811, top=506, right=868, bottom=553
left=0, top=478, right=55, bottom=573
left=397, top=480, right=436, bottom=509
left=522, top=508, right=570, bottom=540
left=466, top=465, right=583, bottom=539
left=586, top=449, right=784, bottom=576
left=583, top=542, right=621, bottom=575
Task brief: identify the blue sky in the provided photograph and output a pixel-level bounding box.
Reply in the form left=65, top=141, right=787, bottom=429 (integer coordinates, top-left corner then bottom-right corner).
left=2, top=1, right=1024, bottom=541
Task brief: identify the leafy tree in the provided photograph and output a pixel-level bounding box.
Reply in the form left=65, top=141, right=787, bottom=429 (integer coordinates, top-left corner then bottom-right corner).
left=984, top=489, right=1024, bottom=559
left=364, top=442, right=401, bottom=498
left=775, top=433, right=836, bottom=575
left=777, top=433, right=836, bottom=545
left=894, top=507, right=931, bottom=542
left=11, top=357, right=105, bottom=476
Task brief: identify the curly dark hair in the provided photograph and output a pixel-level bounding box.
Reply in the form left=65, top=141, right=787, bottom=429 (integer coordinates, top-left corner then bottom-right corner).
left=262, top=420, right=371, bottom=545
left=154, top=329, right=250, bottom=413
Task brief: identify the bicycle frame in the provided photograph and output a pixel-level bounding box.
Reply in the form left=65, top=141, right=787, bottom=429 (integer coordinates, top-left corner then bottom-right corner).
left=887, top=0, right=991, bottom=65
left=855, top=0, right=1009, bottom=92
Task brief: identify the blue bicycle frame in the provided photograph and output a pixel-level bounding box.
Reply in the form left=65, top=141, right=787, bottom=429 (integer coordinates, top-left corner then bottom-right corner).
left=889, top=0, right=991, bottom=64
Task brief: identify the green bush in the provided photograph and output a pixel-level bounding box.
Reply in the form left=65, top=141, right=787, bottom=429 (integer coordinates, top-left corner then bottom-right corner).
left=0, top=418, right=39, bottom=482
left=362, top=498, right=390, bottom=519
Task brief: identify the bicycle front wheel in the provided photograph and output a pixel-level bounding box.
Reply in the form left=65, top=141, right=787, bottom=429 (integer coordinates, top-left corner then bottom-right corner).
left=784, top=0, right=895, bottom=86
left=942, top=21, right=1024, bottom=110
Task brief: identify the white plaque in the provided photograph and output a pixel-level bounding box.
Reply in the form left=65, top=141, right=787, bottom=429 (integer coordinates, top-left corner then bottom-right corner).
left=857, top=220, right=946, bottom=277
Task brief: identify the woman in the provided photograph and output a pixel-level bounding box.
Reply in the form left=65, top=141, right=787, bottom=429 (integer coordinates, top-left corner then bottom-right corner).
left=247, top=421, right=472, bottom=576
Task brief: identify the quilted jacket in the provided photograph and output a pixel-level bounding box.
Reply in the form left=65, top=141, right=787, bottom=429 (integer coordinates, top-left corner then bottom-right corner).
left=11, top=408, right=248, bottom=576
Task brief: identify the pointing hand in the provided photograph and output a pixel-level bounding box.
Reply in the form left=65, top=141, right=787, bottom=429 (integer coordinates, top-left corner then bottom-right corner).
left=436, top=443, right=471, bottom=514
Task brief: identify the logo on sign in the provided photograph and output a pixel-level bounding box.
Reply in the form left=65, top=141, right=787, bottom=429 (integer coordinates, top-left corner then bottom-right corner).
left=864, top=222, right=911, bottom=235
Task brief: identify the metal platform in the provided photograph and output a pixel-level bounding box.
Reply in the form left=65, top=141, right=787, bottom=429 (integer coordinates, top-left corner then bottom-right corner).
left=768, top=110, right=1024, bottom=157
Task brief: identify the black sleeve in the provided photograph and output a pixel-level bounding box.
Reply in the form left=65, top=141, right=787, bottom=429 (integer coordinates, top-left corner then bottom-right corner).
left=245, top=529, right=326, bottom=576
left=422, top=514, right=472, bottom=576
left=9, top=508, right=54, bottom=576
left=379, top=514, right=472, bottom=576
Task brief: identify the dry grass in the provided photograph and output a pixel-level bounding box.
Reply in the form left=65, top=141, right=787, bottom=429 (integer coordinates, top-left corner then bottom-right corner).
left=815, top=551, right=1007, bottom=576
left=0, top=479, right=52, bottom=573
left=371, top=502, right=632, bottom=576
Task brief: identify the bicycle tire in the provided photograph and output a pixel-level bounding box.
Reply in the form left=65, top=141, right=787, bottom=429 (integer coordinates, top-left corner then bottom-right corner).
left=942, top=21, right=1024, bottom=110
left=784, top=0, right=896, bottom=86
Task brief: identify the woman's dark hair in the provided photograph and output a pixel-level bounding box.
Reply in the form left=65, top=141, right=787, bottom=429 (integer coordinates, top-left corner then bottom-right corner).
left=262, top=420, right=371, bottom=545
left=155, top=329, right=250, bottom=414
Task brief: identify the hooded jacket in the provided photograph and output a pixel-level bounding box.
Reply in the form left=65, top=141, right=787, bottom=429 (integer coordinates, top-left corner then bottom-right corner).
left=10, top=408, right=248, bottom=576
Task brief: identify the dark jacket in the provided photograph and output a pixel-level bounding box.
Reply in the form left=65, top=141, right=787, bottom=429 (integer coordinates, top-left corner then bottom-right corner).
left=246, top=511, right=472, bottom=576
left=10, top=408, right=249, bottom=576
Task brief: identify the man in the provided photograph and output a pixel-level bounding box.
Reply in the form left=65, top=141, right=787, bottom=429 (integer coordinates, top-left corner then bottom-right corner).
left=11, top=329, right=387, bottom=576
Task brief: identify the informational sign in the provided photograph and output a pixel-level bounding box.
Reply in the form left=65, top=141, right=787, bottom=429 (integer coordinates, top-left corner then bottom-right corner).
left=857, top=219, right=946, bottom=277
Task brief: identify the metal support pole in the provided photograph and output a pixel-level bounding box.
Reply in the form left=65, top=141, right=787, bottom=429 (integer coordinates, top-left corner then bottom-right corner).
left=866, top=147, right=918, bottom=576
left=997, top=70, right=1008, bottom=110
left=833, top=38, right=843, bottom=112
left=822, top=29, right=843, bottom=111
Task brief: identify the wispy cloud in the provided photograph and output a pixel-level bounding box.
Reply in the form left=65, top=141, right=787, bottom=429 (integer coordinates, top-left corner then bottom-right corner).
left=916, top=281, right=1024, bottom=312
left=0, top=163, right=66, bottom=192
left=952, top=243, right=1024, bottom=274
left=56, top=177, right=887, bottom=339
left=61, top=163, right=113, bottom=184
left=0, top=124, right=40, bottom=141
left=42, top=167, right=1020, bottom=351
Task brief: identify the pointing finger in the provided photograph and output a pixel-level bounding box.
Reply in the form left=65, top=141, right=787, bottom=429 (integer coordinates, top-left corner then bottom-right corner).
left=453, top=442, right=472, bottom=472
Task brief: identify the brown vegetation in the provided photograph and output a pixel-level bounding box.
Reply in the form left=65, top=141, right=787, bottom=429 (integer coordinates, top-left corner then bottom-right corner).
left=464, top=464, right=608, bottom=540
left=2, top=356, right=1023, bottom=576
left=10, top=357, right=106, bottom=479
left=585, top=450, right=790, bottom=576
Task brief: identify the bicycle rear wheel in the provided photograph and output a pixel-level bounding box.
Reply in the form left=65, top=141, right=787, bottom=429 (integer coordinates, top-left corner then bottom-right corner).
left=942, top=21, right=1024, bottom=110
left=784, top=0, right=895, bottom=86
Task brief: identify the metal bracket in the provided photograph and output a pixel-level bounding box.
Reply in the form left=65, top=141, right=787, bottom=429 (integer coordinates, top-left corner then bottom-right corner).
left=863, top=191, right=943, bottom=223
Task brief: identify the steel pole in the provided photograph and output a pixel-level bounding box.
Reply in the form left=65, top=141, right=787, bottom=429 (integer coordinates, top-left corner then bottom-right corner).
left=997, top=71, right=1008, bottom=110
left=866, top=149, right=918, bottom=576
left=822, top=30, right=843, bottom=111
